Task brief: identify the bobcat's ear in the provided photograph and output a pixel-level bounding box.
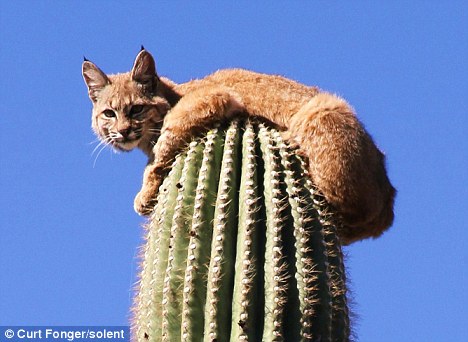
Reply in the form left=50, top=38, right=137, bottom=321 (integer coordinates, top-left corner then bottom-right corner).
left=131, top=49, right=158, bottom=93
left=82, top=60, right=110, bottom=102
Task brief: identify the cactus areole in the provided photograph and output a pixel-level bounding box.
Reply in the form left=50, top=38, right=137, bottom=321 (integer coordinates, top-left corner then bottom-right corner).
left=132, top=119, right=350, bottom=341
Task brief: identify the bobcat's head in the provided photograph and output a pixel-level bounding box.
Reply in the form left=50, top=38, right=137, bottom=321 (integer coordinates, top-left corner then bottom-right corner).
left=82, top=49, right=171, bottom=153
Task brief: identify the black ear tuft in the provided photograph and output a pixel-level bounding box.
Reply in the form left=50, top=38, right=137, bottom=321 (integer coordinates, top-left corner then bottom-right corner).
left=140, top=45, right=145, bottom=52
left=83, top=56, right=89, bottom=62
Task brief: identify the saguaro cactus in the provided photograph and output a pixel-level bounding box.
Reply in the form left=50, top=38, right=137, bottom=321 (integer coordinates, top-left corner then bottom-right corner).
left=132, top=119, right=350, bottom=341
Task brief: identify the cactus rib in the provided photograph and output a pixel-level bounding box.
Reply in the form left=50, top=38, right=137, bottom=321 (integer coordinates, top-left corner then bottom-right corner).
left=182, top=127, right=224, bottom=341
left=230, top=121, right=262, bottom=341
left=273, top=129, right=332, bottom=340
left=162, top=140, right=205, bottom=340
left=134, top=152, right=187, bottom=341
left=204, top=120, right=241, bottom=341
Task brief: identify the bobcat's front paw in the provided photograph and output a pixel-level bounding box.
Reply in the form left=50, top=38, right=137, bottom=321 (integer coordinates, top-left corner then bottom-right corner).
left=134, top=187, right=159, bottom=216
left=134, top=163, right=168, bottom=216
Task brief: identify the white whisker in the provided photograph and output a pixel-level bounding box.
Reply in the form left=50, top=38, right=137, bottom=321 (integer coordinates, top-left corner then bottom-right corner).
left=92, top=136, right=113, bottom=168
left=88, top=137, right=101, bottom=145
left=93, top=143, right=109, bottom=168
left=91, top=136, right=112, bottom=156
left=147, top=128, right=162, bottom=134
left=91, top=140, right=106, bottom=156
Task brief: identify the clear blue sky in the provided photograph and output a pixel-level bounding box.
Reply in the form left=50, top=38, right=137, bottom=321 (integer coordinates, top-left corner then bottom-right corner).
left=1, top=2, right=467, bottom=341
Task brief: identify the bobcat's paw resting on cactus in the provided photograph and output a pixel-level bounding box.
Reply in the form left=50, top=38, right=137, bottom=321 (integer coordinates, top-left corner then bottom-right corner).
left=134, top=190, right=157, bottom=216
left=133, top=169, right=165, bottom=216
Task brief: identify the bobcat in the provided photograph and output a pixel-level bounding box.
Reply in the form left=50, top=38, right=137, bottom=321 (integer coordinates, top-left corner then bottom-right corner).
left=82, top=48, right=395, bottom=244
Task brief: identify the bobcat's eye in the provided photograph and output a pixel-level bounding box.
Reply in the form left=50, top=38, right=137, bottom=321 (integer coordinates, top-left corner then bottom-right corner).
left=129, top=105, right=145, bottom=117
left=103, top=110, right=116, bottom=118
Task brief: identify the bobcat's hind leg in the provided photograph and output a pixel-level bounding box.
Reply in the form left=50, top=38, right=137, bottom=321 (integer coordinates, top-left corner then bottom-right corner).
left=289, top=92, right=395, bottom=244
left=134, top=86, right=245, bottom=216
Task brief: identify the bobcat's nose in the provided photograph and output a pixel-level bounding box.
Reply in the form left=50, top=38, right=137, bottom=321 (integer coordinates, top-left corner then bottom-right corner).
left=112, top=128, right=133, bottom=143
left=117, top=127, right=132, bottom=139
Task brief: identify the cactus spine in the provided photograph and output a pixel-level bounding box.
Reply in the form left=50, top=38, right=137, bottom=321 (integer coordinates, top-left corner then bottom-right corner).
left=133, top=119, right=350, bottom=341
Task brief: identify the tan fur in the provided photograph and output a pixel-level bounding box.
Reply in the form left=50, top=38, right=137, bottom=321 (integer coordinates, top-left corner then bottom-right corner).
left=82, top=49, right=395, bottom=244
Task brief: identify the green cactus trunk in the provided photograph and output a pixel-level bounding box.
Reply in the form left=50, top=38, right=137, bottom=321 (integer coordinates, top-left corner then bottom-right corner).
left=132, top=119, right=350, bottom=341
